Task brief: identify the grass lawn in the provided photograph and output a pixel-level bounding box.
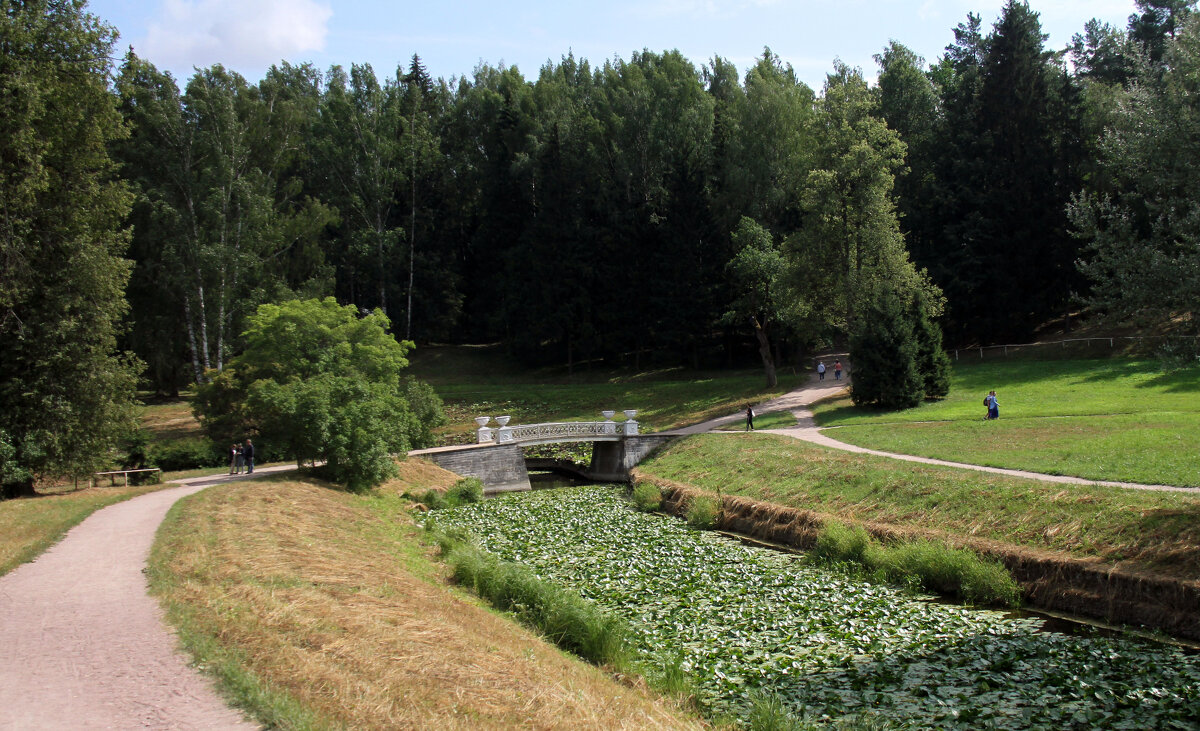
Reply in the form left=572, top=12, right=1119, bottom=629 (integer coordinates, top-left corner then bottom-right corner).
left=638, top=434, right=1200, bottom=579
left=715, top=410, right=799, bottom=431
left=421, top=352, right=804, bottom=443
left=140, top=392, right=203, bottom=443
left=813, top=358, right=1200, bottom=487
left=149, top=470, right=699, bottom=730
left=0, top=484, right=170, bottom=577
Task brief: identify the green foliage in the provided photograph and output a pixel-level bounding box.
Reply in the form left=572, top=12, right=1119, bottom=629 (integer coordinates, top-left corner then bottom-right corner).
left=849, top=283, right=923, bottom=410
left=149, top=439, right=226, bottom=472
left=810, top=521, right=1020, bottom=607
left=431, top=486, right=1200, bottom=728
left=442, top=539, right=628, bottom=666
left=446, top=478, right=483, bottom=505
left=811, top=521, right=872, bottom=564
left=685, top=495, right=720, bottom=529
left=869, top=540, right=1022, bottom=607
left=1071, top=12, right=1200, bottom=328
left=630, top=482, right=664, bottom=512
left=194, top=298, right=444, bottom=490
left=0, top=0, right=142, bottom=497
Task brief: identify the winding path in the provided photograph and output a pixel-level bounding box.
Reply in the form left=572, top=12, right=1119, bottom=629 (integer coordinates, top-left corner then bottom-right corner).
left=674, top=376, right=1198, bottom=494
left=0, top=468, right=295, bottom=730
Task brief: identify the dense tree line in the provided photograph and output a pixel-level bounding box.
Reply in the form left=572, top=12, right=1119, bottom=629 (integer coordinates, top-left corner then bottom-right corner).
left=4, top=0, right=1197, bottom=491
left=110, top=0, right=1196, bottom=396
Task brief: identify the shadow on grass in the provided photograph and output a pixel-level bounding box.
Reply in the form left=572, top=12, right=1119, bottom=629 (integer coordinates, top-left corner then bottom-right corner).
left=1135, top=367, right=1200, bottom=393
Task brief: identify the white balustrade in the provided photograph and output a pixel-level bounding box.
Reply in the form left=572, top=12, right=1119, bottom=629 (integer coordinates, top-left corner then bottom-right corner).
left=473, top=414, right=639, bottom=445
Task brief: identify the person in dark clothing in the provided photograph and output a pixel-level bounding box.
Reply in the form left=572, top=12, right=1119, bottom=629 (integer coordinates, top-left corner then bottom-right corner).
left=745, top=404, right=755, bottom=431
left=243, top=439, right=255, bottom=473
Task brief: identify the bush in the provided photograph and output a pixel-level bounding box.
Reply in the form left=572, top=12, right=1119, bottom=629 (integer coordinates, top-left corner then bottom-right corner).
left=811, top=521, right=871, bottom=564
left=446, top=477, right=483, bottom=505
left=150, top=438, right=224, bottom=472
left=630, top=482, right=663, bottom=512
left=808, top=522, right=1021, bottom=607
left=872, top=540, right=1021, bottom=607
left=685, top=495, right=720, bottom=530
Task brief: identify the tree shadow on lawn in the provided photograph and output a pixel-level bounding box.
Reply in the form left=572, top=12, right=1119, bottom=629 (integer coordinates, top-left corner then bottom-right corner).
left=1133, top=367, right=1200, bottom=393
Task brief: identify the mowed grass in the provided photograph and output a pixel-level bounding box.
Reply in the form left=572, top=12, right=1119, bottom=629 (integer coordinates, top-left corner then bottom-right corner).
left=0, top=484, right=169, bottom=577
left=148, top=470, right=700, bottom=730
left=426, top=363, right=804, bottom=443
left=140, top=393, right=203, bottom=443
left=813, top=358, right=1200, bottom=487
left=638, top=434, right=1200, bottom=579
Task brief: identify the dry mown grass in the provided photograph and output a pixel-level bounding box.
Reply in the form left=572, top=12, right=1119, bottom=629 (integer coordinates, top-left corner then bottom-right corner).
left=151, top=473, right=700, bottom=730
left=140, top=398, right=204, bottom=443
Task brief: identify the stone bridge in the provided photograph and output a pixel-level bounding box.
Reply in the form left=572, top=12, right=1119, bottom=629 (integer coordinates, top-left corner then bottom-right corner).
left=409, top=411, right=676, bottom=494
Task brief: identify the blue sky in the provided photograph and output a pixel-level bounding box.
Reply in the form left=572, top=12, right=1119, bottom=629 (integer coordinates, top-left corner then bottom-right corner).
left=88, top=0, right=1140, bottom=89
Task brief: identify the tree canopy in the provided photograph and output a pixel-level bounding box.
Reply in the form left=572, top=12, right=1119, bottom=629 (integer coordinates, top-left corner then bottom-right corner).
left=0, top=0, right=142, bottom=498
left=193, top=298, right=443, bottom=490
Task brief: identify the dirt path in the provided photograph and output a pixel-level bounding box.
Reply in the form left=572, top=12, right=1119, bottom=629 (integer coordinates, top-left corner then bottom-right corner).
left=0, top=467, right=294, bottom=730
left=673, top=376, right=1198, bottom=494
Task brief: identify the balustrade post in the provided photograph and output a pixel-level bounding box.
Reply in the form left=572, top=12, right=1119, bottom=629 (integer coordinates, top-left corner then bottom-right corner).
left=475, top=416, right=493, bottom=444
left=622, top=409, right=639, bottom=436
left=494, top=415, right=513, bottom=443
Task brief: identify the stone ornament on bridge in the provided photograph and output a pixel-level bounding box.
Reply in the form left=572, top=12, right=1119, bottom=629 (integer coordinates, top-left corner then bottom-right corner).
left=474, top=416, right=493, bottom=443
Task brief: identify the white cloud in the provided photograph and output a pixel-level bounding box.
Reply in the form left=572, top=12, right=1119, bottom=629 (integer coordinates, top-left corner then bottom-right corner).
left=139, top=0, right=332, bottom=72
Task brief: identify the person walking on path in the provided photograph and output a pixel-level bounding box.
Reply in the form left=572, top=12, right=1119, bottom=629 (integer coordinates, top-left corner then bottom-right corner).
left=817, top=361, right=826, bottom=381
left=243, top=439, right=255, bottom=473
left=745, top=404, right=755, bottom=431
left=834, top=360, right=843, bottom=381
left=234, top=444, right=244, bottom=474
left=229, top=444, right=239, bottom=475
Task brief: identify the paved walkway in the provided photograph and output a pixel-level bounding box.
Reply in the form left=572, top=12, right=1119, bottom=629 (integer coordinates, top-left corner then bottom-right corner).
left=673, top=377, right=1198, bottom=494
left=0, top=467, right=295, bottom=730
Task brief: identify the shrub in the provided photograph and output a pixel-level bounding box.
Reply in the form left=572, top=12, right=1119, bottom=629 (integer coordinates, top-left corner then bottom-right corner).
left=150, top=438, right=224, bottom=471
left=808, top=523, right=1021, bottom=608
left=630, top=482, right=662, bottom=512
left=811, top=521, right=871, bottom=564
left=446, top=477, right=483, bottom=505
left=872, top=541, right=1021, bottom=607
left=685, top=495, right=720, bottom=530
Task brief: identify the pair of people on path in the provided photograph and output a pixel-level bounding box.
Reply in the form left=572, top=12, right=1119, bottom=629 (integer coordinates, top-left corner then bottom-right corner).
left=983, top=391, right=999, bottom=420
left=816, top=360, right=844, bottom=381
left=228, top=439, right=256, bottom=474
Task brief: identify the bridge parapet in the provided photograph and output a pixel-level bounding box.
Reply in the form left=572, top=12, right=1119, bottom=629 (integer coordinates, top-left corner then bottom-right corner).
left=475, top=411, right=639, bottom=445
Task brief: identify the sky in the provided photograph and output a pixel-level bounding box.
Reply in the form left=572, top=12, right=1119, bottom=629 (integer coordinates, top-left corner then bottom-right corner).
left=87, top=0, right=1142, bottom=90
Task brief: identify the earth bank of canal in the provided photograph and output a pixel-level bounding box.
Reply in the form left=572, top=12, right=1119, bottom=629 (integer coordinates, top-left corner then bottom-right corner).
left=636, top=471, right=1200, bottom=643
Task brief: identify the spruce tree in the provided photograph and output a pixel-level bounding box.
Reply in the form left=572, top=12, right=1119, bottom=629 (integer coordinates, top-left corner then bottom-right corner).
left=849, top=284, right=923, bottom=410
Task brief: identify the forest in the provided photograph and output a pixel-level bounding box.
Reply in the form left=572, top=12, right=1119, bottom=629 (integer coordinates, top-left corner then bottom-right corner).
left=3, top=0, right=1199, bottom=492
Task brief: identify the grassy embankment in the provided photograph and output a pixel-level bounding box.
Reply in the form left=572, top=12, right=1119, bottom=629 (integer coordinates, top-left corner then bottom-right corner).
left=637, top=433, right=1200, bottom=579
left=408, top=344, right=802, bottom=444
left=813, top=358, right=1200, bottom=487
left=148, top=468, right=701, bottom=730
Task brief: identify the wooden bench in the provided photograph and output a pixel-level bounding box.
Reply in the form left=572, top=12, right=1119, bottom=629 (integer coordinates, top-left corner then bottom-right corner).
left=92, top=468, right=162, bottom=487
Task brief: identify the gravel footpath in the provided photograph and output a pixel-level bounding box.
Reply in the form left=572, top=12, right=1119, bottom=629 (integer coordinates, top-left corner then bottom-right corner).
left=0, top=471, right=291, bottom=730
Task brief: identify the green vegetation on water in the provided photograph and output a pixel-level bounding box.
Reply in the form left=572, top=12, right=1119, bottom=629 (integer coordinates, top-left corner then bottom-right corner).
left=429, top=486, right=1200, bottom=728
left=639, top=434, right=1200, bottom=578
left=814, top=358, right=1200, bottom=486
